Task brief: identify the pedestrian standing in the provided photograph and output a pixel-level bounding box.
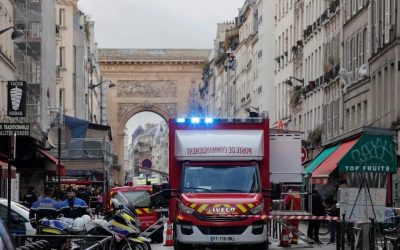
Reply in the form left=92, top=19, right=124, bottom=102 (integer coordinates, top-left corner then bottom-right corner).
left=325, top=184, right=339, bottom=244
left=307, top=185, right=325, bottom=244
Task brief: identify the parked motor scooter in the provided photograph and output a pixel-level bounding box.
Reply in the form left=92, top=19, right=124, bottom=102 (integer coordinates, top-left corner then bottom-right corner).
left=87, top=196, right=151, bottom=250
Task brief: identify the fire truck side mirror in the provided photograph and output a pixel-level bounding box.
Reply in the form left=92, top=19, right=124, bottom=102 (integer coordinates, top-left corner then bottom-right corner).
left=151, top=183, right=172, bottom=207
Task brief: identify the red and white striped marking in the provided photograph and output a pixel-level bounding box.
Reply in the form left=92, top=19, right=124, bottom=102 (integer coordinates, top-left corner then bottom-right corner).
left=267, top=215, right=339, bottom=221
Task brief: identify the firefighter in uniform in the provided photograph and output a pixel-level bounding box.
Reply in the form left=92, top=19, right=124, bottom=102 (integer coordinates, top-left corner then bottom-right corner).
left=284, top=188, right=302, bottom=244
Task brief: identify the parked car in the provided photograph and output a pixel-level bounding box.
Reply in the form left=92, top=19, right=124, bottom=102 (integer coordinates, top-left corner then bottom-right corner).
left=0, top=198, right=35, bottom=235
left=0, top=219, right=15, bottom=250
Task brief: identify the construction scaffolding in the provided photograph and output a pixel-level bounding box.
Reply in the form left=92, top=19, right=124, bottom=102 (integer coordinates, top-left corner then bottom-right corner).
left=14, top=0, right=56, bottom=131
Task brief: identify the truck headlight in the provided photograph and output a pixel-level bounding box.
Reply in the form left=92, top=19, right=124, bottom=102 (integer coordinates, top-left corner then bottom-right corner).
left=178, top=201, right=195, bottom=215
left=250, top=203, right=264, bottom=215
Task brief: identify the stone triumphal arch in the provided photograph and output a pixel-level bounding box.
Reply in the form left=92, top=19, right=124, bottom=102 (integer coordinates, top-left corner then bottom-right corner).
left=99, top=49, right=209, bottom=184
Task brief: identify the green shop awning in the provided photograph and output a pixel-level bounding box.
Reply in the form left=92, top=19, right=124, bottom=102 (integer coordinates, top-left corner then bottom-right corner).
left=304, top=144, right=339, bottom=175
left=338, top=134, right=397, bottom=173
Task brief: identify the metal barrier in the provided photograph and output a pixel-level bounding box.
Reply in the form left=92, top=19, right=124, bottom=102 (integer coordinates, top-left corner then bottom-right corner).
left=383, top=235, right=400, bottom=250
left=12, top=235, right=115, bottom=250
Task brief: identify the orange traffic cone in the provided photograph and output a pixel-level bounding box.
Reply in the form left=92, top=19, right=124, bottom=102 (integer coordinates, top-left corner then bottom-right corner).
left=164, top=222, right=174, bottom=246
left=279, top=226, right=290, bottom=247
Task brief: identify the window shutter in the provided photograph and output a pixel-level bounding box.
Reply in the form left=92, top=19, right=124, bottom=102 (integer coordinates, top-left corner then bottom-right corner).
left=384, top=0, right=390, bottom=44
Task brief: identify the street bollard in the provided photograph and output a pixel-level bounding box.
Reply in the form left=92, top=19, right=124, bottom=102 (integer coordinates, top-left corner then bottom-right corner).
left=341, top=214, right=346, bottom=250
left=336, top=218, right=341, bottom=250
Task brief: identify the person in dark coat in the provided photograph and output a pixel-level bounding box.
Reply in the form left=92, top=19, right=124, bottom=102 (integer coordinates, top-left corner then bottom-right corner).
left=325, top=184, right=339, bottom=244
left=307, top=186, right=325, bottom=244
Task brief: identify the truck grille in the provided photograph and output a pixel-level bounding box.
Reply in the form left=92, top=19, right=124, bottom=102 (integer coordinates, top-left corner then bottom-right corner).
left=194, top=213, right=248, bottom=222
left=198, top=226, right=247, bottom=235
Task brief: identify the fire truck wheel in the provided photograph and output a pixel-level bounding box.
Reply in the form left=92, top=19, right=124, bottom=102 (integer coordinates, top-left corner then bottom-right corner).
left=174, top=241, right=191, bottom=250
left=253, top=241, right=269, bottom=250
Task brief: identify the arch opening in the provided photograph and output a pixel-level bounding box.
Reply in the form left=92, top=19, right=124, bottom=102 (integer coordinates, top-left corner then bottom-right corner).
left=123, top=111, right=169, bottom=185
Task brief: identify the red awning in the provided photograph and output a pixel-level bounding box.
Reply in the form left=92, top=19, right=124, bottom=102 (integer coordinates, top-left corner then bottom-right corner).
left=0, top=160, right=16, bottom=178
left=312, top=138, right=359, bottom=182
left=37, top=148, right=67, bottom=175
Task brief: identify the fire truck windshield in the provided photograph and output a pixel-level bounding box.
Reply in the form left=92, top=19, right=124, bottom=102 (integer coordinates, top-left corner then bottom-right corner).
left=114, top=191, right=151, bottom=208
left=182, top=165, right=261, bottom=193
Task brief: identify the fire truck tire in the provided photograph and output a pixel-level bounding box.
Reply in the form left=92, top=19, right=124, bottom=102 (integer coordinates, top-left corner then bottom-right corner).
left=151, top=227, right=164, bottom=243
left=174, top=241, right=191, bottom=250
left=253, top=241, right=269, bottom=250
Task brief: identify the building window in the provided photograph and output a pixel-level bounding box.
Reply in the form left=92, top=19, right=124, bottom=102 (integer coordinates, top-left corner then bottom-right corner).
left=59, top=46, right=65, bottom=67
left=59, top=8, right=65, bottom=27
left=363, top=101, right=368, bottom=124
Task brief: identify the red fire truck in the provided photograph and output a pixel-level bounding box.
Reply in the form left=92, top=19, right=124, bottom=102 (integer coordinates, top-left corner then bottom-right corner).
left=167, top=117, right=273, bottom=250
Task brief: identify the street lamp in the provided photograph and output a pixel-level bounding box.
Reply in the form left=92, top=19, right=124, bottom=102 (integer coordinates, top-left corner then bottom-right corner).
left=284, top=76, right=304, bottom=87
left=89, top=79, right=115, bottom=123
left=0, top=26, right=24, bottom=40
left=245, top=106, right=259, bottom=117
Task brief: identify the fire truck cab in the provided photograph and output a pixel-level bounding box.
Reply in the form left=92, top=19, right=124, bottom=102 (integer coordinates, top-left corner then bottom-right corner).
left=105, top=185, right=164, bottom=243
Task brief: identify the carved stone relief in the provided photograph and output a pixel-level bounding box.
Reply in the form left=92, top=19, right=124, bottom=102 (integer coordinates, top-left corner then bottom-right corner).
left=117, top=80, right=177, bottom=98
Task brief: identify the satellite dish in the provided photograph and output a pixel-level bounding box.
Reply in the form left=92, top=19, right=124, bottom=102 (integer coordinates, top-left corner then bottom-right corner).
left=48, top=125, right=71, bottom=148
left=359, top=64, right=369, bottom=78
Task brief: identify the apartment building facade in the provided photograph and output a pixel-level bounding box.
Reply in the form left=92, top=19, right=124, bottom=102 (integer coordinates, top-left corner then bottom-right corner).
left=201, top=0, right=275, bottom=120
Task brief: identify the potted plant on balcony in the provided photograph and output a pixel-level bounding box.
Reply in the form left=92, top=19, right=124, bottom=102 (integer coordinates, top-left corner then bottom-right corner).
left=290, top=85, right=305, bottom=109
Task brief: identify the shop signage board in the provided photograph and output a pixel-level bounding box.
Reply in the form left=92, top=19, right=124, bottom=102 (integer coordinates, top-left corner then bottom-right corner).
left=0, top=123, right=30, bottom=136
left=338, top=134, right=396, bottom=173
left=7, top=81, right=27, bottom=117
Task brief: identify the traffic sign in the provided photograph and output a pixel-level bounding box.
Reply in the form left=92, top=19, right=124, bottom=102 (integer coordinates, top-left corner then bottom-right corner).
left=142, top=159, right=152, bottom=168
left=301, top=146, right=308, bottom=163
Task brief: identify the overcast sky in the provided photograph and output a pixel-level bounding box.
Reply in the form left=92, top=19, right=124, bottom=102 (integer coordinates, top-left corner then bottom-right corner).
left=77, top=0, right=244, bottom=49
left=125, top=112, right=165, bottom=142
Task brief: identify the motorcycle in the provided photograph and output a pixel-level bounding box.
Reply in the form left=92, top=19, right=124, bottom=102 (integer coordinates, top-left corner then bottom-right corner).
left=86, top=196, right=152, bottom=250
left=37, top=217, right=80, bottom=250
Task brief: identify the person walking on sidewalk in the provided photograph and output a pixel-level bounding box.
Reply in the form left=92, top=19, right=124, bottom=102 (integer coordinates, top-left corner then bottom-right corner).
left=307, top=186, right=325, bottom=244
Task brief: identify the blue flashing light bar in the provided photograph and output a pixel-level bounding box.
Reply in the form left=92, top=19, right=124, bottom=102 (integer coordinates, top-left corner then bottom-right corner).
left=174, top=117, right=263, bottom=124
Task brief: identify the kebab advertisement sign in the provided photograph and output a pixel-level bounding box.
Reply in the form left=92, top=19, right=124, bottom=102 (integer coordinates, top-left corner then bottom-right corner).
left=7, top=81, right=27, bottom=117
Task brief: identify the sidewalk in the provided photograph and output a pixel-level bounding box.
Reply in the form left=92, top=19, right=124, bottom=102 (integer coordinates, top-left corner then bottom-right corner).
left=268, top=222, right=336, bottom=249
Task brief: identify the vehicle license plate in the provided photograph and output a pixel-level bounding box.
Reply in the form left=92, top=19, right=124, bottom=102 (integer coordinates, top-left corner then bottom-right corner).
left=209, top=236, right=236, bottom=243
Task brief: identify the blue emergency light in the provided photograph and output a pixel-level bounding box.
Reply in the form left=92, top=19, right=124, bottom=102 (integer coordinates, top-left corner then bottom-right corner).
left=191, top=117, right=200, bottom=124
left=205, top=117, right=214, bottom=124
left=176, top=118, right=186, bottom=123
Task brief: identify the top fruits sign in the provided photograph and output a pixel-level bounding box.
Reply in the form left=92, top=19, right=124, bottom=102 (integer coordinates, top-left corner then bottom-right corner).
left=7, top=81, right=26, bottom=117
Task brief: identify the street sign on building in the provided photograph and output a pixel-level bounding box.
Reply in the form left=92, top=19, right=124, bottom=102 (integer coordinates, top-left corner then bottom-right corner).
left=301, top=146, right=308, bottom=163
left=7, top=81, right=27, bottom=117
left=0, top=123, right=30, bottom=136
left=142, top=159, right=152, bottom=168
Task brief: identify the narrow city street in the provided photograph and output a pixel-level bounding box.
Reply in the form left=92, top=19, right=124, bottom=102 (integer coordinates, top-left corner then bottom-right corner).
left=1, top=0, right=399, bottom=249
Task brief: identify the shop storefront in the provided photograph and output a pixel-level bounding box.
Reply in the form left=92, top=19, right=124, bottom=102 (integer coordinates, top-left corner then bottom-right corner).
left=305, top=130, right=397, bottom=205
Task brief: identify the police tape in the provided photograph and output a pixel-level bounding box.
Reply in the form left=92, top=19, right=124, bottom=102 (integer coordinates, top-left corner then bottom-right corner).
left=267, top=215, right=339, bottom=221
